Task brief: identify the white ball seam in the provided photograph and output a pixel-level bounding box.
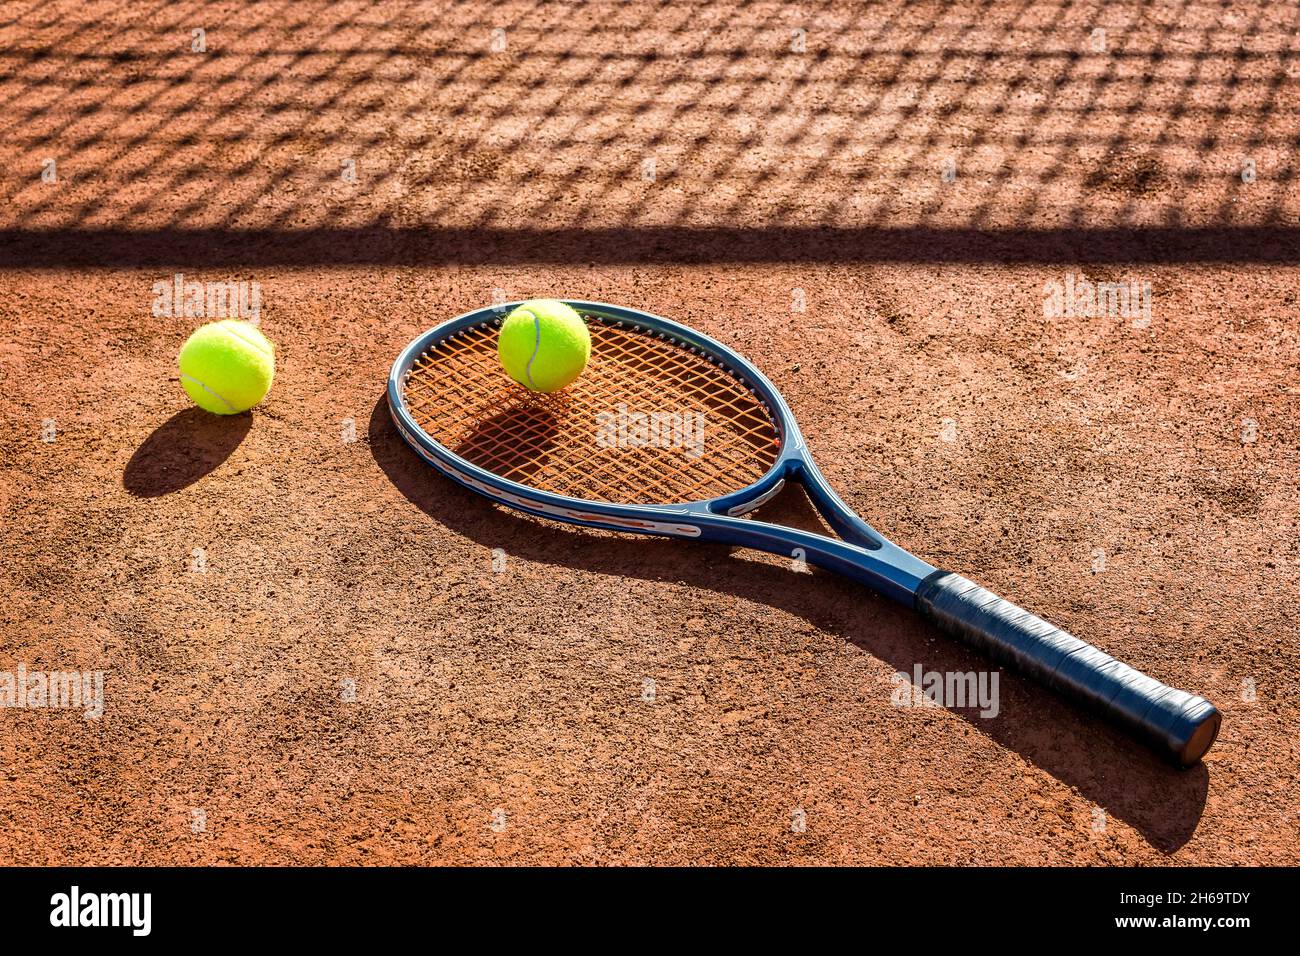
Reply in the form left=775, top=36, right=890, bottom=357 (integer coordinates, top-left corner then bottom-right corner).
left=180, top=373, right=237, bottom=413
left=221, top=321, right=274, bottom=359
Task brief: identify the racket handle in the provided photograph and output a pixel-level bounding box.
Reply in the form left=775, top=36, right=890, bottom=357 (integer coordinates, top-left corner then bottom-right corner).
left=915, top=571, right=1220, bottom=766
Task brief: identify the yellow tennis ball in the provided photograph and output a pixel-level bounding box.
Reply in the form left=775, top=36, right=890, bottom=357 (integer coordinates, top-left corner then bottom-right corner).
left=497, top=299, right=591, bottom=393
left=177, top=320, right=275, bottom=415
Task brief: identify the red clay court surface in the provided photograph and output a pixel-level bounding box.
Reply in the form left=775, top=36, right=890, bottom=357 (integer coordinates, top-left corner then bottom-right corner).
left=0, top=1, right=1297, bottom=864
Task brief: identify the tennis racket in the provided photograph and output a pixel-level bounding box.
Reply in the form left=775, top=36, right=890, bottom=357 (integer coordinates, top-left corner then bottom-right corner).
left=388, top=300, right=1221, bottom=766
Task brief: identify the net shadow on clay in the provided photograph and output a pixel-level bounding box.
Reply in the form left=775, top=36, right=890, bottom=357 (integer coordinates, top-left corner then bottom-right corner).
left=1, top=0, right=1297, bottom=266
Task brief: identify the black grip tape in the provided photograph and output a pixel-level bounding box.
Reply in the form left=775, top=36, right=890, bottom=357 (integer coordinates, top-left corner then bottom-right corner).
left=915, top=570, right=1220, bottom=766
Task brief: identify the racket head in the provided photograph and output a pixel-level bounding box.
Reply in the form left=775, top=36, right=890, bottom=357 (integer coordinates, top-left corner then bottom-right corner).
left=387, top=301, right=806, bottom=535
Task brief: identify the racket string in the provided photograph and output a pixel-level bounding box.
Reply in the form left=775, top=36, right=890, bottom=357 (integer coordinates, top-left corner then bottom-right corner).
left=401, top=314, right=781, bottom=505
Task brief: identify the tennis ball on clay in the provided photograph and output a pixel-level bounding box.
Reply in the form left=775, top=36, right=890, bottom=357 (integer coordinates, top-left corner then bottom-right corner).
left=497, top=299, right=591, bottom=393
left=177, top=319, right=275, bottom=415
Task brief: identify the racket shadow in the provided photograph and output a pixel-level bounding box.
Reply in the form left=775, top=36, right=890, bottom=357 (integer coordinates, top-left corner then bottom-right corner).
left=369, top=395, right=1208, bottom=853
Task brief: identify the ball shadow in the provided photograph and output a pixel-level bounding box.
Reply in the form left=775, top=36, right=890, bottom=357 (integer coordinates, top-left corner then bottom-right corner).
left=123, top=407, right=252, bottom=497
left=368, top=394, right=1210, bottom=852
left=456, top=403, right=562, bottom=485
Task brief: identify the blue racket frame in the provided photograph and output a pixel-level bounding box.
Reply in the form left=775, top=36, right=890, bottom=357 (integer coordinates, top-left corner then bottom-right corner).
left=388, top=300, right=935, bottom=607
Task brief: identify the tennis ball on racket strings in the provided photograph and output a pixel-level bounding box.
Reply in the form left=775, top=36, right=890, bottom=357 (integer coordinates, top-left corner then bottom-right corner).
left=177, top=319, right=275, bottom=414
left=498, top=299, right=591, bottom=393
